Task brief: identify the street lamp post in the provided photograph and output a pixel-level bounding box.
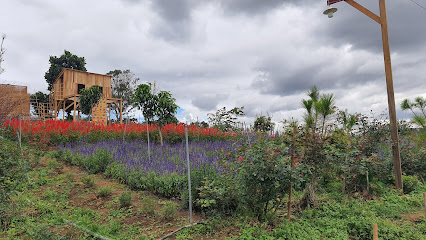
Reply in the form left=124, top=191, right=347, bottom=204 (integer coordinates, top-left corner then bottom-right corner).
left=325, top=0, right=403, bottom=190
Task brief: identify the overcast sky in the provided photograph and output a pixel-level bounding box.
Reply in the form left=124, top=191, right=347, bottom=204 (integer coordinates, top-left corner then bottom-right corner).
left=1, top=0, right=425, bottom=126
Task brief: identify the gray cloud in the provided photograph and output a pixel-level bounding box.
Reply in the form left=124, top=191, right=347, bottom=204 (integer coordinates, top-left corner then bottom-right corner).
left=192, top=93, right=229, bottom=111
left=321, top=1, right=426, bottom=54
left=1, top=0, right=425, bottom=126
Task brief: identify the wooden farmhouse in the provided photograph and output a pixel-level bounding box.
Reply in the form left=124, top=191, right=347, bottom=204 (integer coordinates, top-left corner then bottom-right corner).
left=47, top=68, right=122, bottom=123
left=0, top=84, right=30, bottom=120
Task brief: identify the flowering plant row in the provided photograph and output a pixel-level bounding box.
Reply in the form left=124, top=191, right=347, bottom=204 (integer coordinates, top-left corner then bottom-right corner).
left=2, top=119, right=231, bottom=145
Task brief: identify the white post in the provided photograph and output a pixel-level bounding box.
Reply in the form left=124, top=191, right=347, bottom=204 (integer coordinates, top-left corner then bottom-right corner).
left=147, top=121, right=150, bottom=162
left=185, top=125, right=193, bottom=224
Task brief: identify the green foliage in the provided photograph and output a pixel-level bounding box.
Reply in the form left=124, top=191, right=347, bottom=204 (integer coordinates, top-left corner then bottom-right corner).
left=82, top=148, right=111, bottom=174
left=156, top=90, right=179, bottom=126
left=132, top=83, right=179, bottom=125
left=162, top=202, right=178, bottom=220
left=234, top=189, right=426, bottom=240
left=44, top=50, right=86, bottom=91
left=237, top=136, right=303, bottom=220
left=0, top=138, right=29, bottom=230
left=141, top=196, right=157, bottom=214
left=253, top=114, right=275, bottom=132
left=79, top=85, right=103, bottom=116
left=402, top=175, right=422, bottom=194
left=132, top=83, right=157, bottom=123
left=97, top=186, right=113, bottom=198
left=119, top=191, right=132, bottom=208
left=105, top=162, right=185, bottom=198
left=81, top=175, right=96, bottom=189
left=208, top=106, right=245, bottom=131
left=194, top=175, right=239, bottom=215
left=401, top=96, right=425, bottom=128
left=46, top=158, right=62, bottom=173
left=301, top=85, right=335, bottom=134
left=65, top=173, right=74, bottom=182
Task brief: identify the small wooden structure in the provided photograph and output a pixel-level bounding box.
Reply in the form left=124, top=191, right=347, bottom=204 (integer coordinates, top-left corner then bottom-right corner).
left=0, top=84, right=30, bottom=120
left=45, top=68, right=122, bottom=123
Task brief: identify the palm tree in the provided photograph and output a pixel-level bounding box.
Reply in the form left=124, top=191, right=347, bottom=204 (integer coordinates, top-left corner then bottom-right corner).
left=302, top=85, right=321, bottom=132
left=315, top=93, right=336, bottom=135
left=401, top=97, right=425, bottom=128
left=302, top=99, right=315, bottom=131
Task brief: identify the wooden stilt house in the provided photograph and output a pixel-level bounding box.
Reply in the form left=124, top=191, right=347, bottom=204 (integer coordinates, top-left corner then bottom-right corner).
left=47, top=68, right=122, bottom=123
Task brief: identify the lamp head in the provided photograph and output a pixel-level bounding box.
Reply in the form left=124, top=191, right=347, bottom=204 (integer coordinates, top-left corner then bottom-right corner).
left=323, top=7, right=338, bottom=18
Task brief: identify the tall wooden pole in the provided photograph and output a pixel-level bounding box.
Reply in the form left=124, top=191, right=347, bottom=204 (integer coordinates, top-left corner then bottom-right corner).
left=378, top=0, right=402, bottom=190
left=344, top=0, right=402, bottom=190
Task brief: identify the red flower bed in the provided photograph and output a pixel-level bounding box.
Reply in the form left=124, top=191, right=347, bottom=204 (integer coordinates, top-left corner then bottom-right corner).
left=2, top=119, right=230, bottom=145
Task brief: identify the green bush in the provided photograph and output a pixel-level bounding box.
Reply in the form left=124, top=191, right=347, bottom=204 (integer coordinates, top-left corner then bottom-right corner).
left=66, top=173, right=75, bottom=182
left=402, top=175, right=422, bottom=194
left=119, top=191, right=132, bottom=208
left=105, top=162, right=186, bottom=198
left=237, top=136, right=302, bottom=220
left=97, top=186, right=113, bottom=198
left=46, top=158, right=62, bottom=173
left=81, top=175, right=96, bottom=189
left=162, top=202, right=178, bottom=220
left=82, top=148, right=111, bottom=174
left=141, top=196, right=157, bottom=214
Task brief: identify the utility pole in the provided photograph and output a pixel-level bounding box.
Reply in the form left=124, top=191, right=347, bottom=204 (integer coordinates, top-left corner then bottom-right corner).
left=326, top=0, right=403, bottom=190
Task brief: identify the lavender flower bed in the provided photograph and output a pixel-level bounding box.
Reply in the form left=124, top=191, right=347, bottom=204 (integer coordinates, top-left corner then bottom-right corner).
left=61, top=139, right=241, bottom=176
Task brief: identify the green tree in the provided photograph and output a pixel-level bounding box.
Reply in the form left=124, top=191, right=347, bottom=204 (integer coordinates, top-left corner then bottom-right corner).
left=106, top=69, right=140, bottom=119
left=315, top=93, right=336, bottom=135
left=302, top=86, right=320, bottom=131
left=300, top=86, right=336, bottom=208
left=301, top=86, right=335, bottom=134
left=156, top=91, right=179, bottom=126
left=132, top=83, right=158, bottom=124
left=401, top=97, right=425, bottom=128
left=208, top=107, right=245, bottom=131
left=132, top=83, right=179, bottom=145
left=30, top=91, right=49, bottom=116
left=79, top=85, right=103, bottom=119
left=44, top=50, right=86, bottom=91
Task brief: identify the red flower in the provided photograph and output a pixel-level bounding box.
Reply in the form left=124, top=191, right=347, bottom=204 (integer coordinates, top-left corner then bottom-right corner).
left=238, top=156, right=243, bottom=162
left=270, top=135, right=275, bottom=139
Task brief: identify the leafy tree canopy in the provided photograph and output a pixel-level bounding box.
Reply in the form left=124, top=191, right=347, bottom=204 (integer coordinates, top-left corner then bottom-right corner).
left=132, top=83, right=157, bottom=123
left=132, top=83, right=179, bottom=124
left=208, top=106, right=245, bottom=131
left=79, top=85, right=102, bottom=116
left=156, top=91, right=179, bottom=126
left=44, top=50, right=86, bottom=91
